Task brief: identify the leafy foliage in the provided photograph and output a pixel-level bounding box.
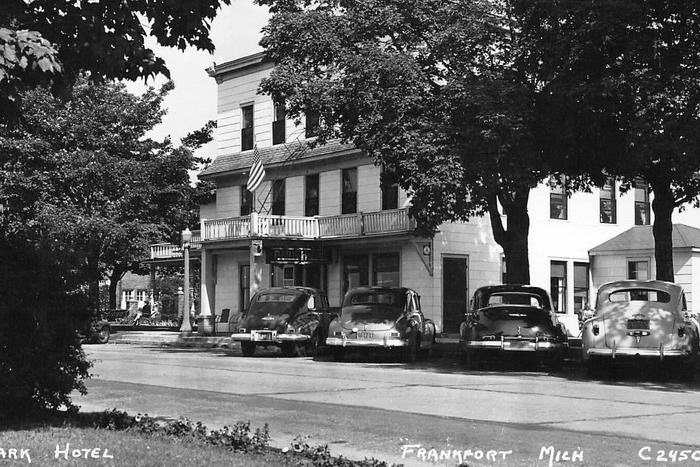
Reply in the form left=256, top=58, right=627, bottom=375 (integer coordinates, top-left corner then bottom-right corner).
left=526, top=0, right=700, bottom=281
left=0, top=79, right=207, bottom=308
left=0, top=0, right=230, bottom=120
left=256, top=0, right=567, bottom=283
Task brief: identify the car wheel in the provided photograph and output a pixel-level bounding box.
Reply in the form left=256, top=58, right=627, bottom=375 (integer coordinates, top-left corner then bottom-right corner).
left=332, top=347, right=345, bottom=362
left=677, top=357, right=697, bottom=382
left=241, top=341, right=256, bottom=357
left=546, top=354, right=563, bottom=373
left=95, top=326, right=110, bottom=344
left=586, top=357, right=606, bottom=379
left=461, top=349, right=476, bottom=370
left=403, top=332, right=418, bottom=363
left=309, top=332, right=322, bottom=358
left=281, top=342, right=297, bottom=357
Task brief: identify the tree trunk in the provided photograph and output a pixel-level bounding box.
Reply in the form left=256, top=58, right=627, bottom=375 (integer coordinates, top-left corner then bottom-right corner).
left=87, top=254, right=101, bottom=313
left=488, top=186, right=531, bottom=284
left=650, top=179, right=675, bottom=282
left=108, top=264, right=128, bottom=310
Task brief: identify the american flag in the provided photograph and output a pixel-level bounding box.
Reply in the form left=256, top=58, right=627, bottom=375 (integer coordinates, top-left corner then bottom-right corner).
left=246, top=145, right=265, bottom=192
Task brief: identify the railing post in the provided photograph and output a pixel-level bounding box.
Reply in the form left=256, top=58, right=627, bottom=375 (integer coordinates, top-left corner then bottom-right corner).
left=358, top=211, right=364, bottom=236
left=250, top=212, right=258, bottom=236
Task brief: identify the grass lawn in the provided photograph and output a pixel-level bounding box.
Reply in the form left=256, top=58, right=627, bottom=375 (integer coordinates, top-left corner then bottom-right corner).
left=0, top=426, right=296, bottom=466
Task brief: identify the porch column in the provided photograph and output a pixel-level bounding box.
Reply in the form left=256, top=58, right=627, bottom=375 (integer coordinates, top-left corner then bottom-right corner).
left=149, top=265, right=156, bottom=303
left=198, top=249, right=215, bottom=335
left=250, top=240, right=264, bottom=298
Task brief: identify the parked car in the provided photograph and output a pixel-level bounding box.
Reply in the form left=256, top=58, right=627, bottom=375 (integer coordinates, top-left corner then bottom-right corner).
left=459, top=285, right=569, bottom=370
left=231, top=287, right=333, bottom=357
left=581, top=280, right=699, bottom=379
left=325, top=286, right=436, bottom=363
left=80, top=318, right=111, bottom=344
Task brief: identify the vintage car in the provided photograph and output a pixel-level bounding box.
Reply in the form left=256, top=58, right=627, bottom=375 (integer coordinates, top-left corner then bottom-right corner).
left=459, top=285, right=569, bottom=370
left=80, top=318, right=111, bottom=344
left=325, top=286, right=436, bottom=363
left=231, top=287, right=333, bottom=357
left=581, top=280, right=699, bottom=379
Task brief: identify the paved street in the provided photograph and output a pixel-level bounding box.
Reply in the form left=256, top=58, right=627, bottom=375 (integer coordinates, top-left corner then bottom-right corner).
left=76, top=344, right=700, bottom=466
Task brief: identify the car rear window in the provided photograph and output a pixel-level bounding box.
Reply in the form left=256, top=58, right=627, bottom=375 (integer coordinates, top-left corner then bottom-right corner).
left=345, top=291, right=405, bottom=308
left=608, top=289, right=671, bottom=303
left=486, top=292, right=544, bottom=307
left=249, top=293, right=303, bottom=316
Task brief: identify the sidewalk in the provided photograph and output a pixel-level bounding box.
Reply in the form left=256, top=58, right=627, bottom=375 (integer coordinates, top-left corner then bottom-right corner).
left=108, top=329, right=462, bottom=356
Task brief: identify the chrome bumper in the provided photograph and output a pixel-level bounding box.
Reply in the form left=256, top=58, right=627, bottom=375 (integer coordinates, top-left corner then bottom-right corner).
left=326, top=336, right=407, bottom=348
left=586, top=347, right=691, bottom=359
left=231, top=332, right=310, bottom=343
left=461, top=339, right=565, bottom=352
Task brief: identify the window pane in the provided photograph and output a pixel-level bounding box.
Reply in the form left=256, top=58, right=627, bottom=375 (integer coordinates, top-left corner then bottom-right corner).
left=550, top=260, right=567, bottom=312
left=549, top=175, right=567, bottom=220
left=599, top=178, right=616, bottom=223
left=305, top=110, right=320, bottom=138
left=628, top=261, right=649, bottom=280
left=305, top=174, right=319, bottom=216
left=342, top=168, right=357, bottom=214
left=241, top=105, right=254, bottom=151
left=241, top=187, right=253, bottom=216
left=343, top=255, right=369, bottom=294
left=272, top=179, right=285, bottom=215
left=381, top=168, right=399, bottom=210
left=373, top=253, right=400, bottom=286
left=573, top=262, right=589, bottom=311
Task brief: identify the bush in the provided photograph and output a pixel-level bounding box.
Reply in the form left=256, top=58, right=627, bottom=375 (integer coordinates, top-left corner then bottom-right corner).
left=91, top=410, right=271, bottom=453
left=0, top=236, right=92, bottom=420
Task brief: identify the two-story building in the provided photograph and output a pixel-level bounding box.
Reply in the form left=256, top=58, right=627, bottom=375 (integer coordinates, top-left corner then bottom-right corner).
left=152, top=51, right=700, bottom=335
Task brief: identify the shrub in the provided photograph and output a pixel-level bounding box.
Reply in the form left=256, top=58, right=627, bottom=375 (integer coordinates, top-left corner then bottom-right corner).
left=0, top=236, right=92, bottom=421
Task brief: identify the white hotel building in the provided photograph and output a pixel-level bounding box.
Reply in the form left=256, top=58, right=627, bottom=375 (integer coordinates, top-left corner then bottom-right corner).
left=150, top=52, right=700, bottom=336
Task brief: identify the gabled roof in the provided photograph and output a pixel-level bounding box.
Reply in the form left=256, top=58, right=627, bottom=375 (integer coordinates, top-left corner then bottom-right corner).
left=589, top=224, right=700, bottom=254
left=199, top=139, right=359, bottom=179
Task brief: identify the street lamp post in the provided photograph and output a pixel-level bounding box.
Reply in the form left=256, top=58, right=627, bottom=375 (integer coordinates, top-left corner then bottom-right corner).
left=180, top=228, right=193, bottom=335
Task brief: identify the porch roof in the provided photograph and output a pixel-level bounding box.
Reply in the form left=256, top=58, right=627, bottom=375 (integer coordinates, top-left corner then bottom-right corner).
left=199, top=139, right=358, bottom=178
left=589, top=224, right=700, bottom=254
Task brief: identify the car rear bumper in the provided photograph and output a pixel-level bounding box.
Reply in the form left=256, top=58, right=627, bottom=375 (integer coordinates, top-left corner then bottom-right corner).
left=586, top=347, right=692, bottom=359
left=326, top=336, right=407, bottom=348
left=461, top=340, right=566, bottom=352
left=231, top=332, right=310, bottom=344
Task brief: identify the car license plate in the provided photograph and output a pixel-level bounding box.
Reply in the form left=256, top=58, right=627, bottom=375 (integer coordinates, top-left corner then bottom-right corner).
left=627, top=319, right=650, bottom=330
left=252, top=331, right=275, bottom=341
left=507, top=340, right=530, bottom=349
left=357, top=331, right=374, bottom=339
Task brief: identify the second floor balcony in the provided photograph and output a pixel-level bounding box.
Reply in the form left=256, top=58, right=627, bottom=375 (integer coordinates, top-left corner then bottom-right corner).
left=202, top=208, right=413, bottom=242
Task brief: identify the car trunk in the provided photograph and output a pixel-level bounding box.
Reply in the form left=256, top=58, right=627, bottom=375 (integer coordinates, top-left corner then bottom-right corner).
left=340, top=305, right=403, bottom=332
left=477, top=306, right=558, bottom=339
left=602, top=301, right=676, bottom=349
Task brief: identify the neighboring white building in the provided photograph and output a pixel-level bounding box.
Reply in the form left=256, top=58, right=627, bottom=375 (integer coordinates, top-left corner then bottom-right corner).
left=150, top=52, right=700, bottom=335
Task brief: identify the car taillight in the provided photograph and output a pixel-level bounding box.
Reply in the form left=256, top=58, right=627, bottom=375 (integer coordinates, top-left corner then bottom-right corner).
left=678, top=326, right=686, bottom=338
left=592, top=323, right=599, bottom=336
left=481, top=335, right=496, bottom=341
left=334, top=331, right=343, bottom=337
left=287, top=326, right=295, bottom=334
left=239, top=328, right=247, bottom=333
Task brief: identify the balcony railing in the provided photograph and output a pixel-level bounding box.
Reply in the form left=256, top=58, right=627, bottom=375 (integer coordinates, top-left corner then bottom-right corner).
left=200, top=208, right=412, bottom=242
left=150, top=231, right=202, bottom=259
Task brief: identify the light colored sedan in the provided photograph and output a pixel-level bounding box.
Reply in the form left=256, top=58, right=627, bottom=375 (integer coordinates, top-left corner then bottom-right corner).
left=326, top=286, right=436, bottom=362
left=581, top=280, right=699, bottom=379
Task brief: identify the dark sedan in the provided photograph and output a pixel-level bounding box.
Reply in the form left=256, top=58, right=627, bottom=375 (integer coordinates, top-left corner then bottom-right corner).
left=231, top=287, right=332, bottom=357
left=459, top=285, right=568, bottom=370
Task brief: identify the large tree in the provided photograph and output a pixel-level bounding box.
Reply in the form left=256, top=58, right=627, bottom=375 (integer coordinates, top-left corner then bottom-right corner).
left=528, top=1, right=700, bottom=282
left=0, top=0, right=230, bottom=121
left=1, top=79, right=211, bottom=310
left=257, top=0, right=563, bottom=283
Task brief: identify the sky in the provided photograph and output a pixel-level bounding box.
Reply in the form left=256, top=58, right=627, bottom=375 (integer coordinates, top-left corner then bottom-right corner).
left=128, top=1, right=270, bottom=163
